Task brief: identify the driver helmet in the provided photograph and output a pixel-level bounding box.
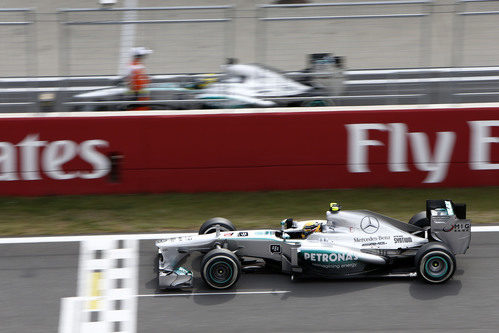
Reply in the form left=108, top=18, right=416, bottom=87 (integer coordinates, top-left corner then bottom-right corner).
left=329, top=202, right=341, bottom=213
left=189, top=74, right=217, bottom=89
left=302, top=221, right=322, bottom=238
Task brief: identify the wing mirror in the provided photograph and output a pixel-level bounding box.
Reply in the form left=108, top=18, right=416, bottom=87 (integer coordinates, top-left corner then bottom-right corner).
left=280, top=219, right=286, bottom=232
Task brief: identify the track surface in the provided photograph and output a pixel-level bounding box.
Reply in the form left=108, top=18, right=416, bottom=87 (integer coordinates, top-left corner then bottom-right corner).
left=0, top=243, right=78, bottom=333
left=1, top=231, right=498, bottom=332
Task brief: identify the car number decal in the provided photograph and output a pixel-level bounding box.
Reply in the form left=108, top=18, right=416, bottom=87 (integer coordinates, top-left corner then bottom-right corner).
left=270, top=244, right=281, bottom=254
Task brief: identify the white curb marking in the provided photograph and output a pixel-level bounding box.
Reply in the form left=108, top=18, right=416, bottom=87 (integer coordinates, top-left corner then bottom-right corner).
left=59, top=239, right=138, bottom=333
left=0, top=233, right=195, bottom=244
left=138, top=290, right=291, bottom=297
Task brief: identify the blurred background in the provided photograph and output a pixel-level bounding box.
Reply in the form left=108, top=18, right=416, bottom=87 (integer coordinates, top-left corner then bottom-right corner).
left=2, top=0, right=499, bottom=111
left=0, top=1, right=497, bottom=227
left=3, top=0, right=499, bottom=74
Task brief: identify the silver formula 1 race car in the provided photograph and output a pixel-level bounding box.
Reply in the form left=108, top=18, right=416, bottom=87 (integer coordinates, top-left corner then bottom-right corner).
left=155, top=199, right=471, bottom=289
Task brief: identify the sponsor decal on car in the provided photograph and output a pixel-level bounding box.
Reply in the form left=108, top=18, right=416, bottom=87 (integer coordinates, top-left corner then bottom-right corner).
left=354, top=235, right=390, bottom=243
left=223, top=232, right=234, bottom=237
left=270, top=244, right=281, bottom=254
left=159, top=236, right=193, bottom=243
left=360, top=216, right=379, bottom=234
left=361, top=241, right=387, bottom=247
left=444, top=222, right=471, bottom=232
left=393, top=236, right=412, bottom=244
left=301, top=251, right=358, bottom=264
left=238, top=232, right=249, bottom=237
left=318, top=237, right=334, bottom=244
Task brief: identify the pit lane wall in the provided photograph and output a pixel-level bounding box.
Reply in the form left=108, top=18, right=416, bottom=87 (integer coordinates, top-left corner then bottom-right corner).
left=0, top=104, right=498, bottom=196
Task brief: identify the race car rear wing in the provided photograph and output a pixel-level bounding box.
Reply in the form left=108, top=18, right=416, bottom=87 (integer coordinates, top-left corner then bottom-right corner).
left=428, top=200, right=471, bottom=254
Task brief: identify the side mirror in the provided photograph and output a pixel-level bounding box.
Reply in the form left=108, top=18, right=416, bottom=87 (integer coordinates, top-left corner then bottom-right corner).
left=280, top=219, right=286, bottom=232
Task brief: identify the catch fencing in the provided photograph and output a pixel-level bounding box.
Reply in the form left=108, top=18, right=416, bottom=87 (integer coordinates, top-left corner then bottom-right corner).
left=2, top=2, right=499, bottom=77
left=0, top=8, right=36, bottom=77
left=451, top=0, right=499, bottom=103
left=0, top=9, right=37, bottom=111
left=453, top=0, right=499, bottom=67
left=2, top=3, right=499, bottom=111
left=256, top=1, right=433, bottom=71
left=255, top=1, right=434, bottom=105
left=57, top=6, right=235, bottom=76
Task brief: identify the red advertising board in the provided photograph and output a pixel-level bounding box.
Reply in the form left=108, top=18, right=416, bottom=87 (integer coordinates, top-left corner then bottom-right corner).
left=0, top=105, right=498, bottom=195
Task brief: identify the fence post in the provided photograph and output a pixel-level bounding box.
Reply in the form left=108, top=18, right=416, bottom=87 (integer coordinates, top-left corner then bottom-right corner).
left=26, top=9, right=38, bottom=111
left=451, top=0, right=464, bottom=103
left=224, top=6, right=235, bottom=64
left=58, top=10, right=69, bottom=112
left=118, top=1, right=138, bottom=76
left=256, top=6, right=266, bottom=64
left=420, top=1, right=433, bottom=104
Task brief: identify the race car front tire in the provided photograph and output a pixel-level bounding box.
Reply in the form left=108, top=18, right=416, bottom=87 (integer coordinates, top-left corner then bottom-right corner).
left=415, top=242, right=456, bottom=284
left=201, top=248, right=241, bottom=289
left=199, top=217, right=236, bottom=235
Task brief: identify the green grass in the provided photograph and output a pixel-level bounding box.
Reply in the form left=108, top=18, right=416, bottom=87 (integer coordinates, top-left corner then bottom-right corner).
left=0, top=187, right=497, bottom=236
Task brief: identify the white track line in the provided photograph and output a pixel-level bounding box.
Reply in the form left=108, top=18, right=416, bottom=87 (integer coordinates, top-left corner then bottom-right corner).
left=138, top=290, right=290, bottom=297
left=2, top=102, right=499, bottom=119
left=470, top=226, right=499, bottom=232
left=0, top=226, right=498, bottom=244
left=0, top=233, right=195, bottom=244
left=347, top=75, right=499, bottom=85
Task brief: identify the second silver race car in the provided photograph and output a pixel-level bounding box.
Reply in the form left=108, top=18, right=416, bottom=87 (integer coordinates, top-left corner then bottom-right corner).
left=155, top=199, right=471, bottom=289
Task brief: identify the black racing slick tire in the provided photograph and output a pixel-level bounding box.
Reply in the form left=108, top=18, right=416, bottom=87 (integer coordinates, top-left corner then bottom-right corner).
left=415, top=242, right=456, bottom=284
left=409, top=211, right=430, bottom=228
left=301, top=99, right=333, bottom=107
left=201, top=248, right=241, bottom=289
left=198, top=217, right=236, bottom=235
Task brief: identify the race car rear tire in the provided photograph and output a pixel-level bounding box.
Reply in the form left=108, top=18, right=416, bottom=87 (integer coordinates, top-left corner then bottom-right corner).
left=415, top=242, right=456, bottom=284
left=201, top=248, right=241, bottom=289
left=301, top=99, right=333, bottom=107
left=199, top=217, right=236, bottom=235
left=409, top=211, right=430, bottom=228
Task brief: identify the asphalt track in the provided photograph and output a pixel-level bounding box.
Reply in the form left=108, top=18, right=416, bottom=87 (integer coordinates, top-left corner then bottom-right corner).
left=1, top=229, right=499, bottom=333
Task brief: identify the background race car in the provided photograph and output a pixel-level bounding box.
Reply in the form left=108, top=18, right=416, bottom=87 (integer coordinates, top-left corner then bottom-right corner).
left=73, top=54, right=345, bottom=110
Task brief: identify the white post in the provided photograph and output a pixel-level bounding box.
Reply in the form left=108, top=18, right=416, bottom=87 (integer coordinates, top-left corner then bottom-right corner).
left=118, top=0, right=138, bottom=75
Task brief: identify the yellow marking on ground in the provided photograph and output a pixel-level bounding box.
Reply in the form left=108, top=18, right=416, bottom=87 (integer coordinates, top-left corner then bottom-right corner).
left=88, top=272, right=102, bottom=310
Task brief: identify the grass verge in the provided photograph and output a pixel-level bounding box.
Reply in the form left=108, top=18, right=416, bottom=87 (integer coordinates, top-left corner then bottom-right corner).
left=0, top=187, right=497, bottom=236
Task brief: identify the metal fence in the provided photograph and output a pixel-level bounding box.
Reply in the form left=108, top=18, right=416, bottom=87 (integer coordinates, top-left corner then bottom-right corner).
left=0, top=8, right=37, bottom=111
left=0, top=8, right=36, bottom=78
left=453, top=0, right=499, bottom=67
left=2, top=3, right=499, bottom=111
left=3, top=2, right=499, bottom=77
left=256, top=1, right=433, bottom=71
left=57, top=6, right=235, bottom=76
left=451, top=0, right=499, bottom=103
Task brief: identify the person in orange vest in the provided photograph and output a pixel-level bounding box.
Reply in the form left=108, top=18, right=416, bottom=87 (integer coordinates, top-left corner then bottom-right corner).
left=127, top=47, right=152, bottom=110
